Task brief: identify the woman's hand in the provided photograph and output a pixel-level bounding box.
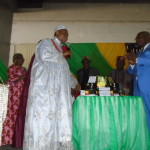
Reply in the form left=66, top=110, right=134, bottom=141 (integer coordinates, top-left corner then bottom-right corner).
left=15, top=75, right=26, bottom=82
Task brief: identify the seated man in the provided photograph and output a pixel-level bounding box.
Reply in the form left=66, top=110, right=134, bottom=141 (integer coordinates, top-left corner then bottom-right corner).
left=109, top=56, right=133, bottom=95
left=77, top=56, right=99, bottom=90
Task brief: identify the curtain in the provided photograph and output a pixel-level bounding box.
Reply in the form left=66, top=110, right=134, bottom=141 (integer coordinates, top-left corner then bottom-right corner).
left=68, top=43, right=113, bottom=76
left=9, top=43, right=127, bottom=76
left=96, top=43, right=128, bottom=69
left=9, top=44, right=35, bottom=69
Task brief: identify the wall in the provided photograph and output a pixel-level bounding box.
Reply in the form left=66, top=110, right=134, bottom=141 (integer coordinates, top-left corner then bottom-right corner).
left=0, top=0, right=14, bottom=66
left=9, top=3, right=150, bottom=67
left=11, top=3, right=150, bottom=44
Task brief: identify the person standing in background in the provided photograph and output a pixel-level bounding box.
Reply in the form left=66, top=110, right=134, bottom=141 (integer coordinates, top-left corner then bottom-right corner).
left=1, top=53, right=26, bottom=145
left=12, top=54, right=35, bottom=148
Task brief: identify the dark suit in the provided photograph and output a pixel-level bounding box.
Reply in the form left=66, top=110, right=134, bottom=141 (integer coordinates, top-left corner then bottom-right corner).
left=109, top=69, right=133, bottom=95
left=77, top=67, right=99, bottom=90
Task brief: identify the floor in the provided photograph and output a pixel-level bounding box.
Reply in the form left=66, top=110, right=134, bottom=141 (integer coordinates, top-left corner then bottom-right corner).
left=0, top=145, right=22, bottom=150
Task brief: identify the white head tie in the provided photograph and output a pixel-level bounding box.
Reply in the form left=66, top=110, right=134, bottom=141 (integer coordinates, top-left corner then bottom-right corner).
left=54, top=25, right=67, bottom=32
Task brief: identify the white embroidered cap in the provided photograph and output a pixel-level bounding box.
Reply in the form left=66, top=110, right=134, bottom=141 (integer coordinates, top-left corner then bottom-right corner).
left=54, top=25, right=67, bottom=32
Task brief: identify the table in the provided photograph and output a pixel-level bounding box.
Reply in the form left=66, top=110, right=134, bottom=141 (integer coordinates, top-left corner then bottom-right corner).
left=72, top=96, right=150, bottom=150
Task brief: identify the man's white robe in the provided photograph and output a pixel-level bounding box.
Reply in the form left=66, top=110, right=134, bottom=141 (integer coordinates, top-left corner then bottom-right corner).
left=23, top=37, right=77, bottom=150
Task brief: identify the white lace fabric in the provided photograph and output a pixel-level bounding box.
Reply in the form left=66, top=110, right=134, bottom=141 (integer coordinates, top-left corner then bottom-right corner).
left=23, top=38, right=77, bottom=150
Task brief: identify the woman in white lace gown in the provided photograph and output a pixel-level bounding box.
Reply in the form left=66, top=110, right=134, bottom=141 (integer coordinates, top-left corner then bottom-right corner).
left=23, top=25, right=80, bottom=150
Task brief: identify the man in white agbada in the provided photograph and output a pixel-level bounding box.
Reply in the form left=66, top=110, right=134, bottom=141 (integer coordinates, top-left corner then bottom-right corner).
left=23, top=25, right=80, bottom=150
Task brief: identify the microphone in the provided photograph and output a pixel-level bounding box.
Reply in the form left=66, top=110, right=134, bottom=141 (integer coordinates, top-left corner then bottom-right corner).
left=66, top=42, right=70, bottom=48
left=63, top=42, right=71, bottom=59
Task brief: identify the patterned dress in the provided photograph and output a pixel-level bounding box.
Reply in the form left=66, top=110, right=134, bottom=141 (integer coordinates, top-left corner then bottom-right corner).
left=1, top=64, right=26, bottom=145
left=12, top=54, right=35, bottom=148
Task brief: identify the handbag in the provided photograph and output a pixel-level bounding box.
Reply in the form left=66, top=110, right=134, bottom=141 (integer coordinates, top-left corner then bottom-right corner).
left=0, top=77, right=9, bottom=145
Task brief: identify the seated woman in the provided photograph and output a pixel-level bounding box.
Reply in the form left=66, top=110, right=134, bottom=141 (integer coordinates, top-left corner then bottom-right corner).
left=1, top=53, right=26, bottom=146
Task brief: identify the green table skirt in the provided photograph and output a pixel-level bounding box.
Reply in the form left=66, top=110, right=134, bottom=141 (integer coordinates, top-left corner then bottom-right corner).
left=72, top=96, right=150, bottom=150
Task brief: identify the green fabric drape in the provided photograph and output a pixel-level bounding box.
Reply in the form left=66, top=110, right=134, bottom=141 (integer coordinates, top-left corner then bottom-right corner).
left=0, top=60, right=8, bottom=83
left=67, top=43, right=113, bottom=76
left=72, top=96, right=150, bottom=150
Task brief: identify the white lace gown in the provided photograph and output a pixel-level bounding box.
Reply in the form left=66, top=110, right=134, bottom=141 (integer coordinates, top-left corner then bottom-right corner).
left=23, top=38, right=77, bottom=150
